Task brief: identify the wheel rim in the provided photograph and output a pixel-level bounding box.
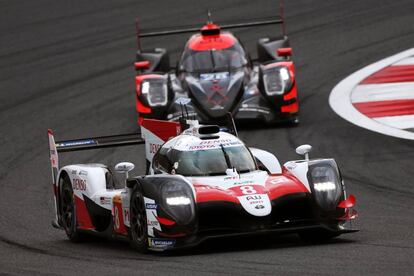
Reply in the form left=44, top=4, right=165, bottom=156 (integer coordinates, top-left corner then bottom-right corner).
left=130, top=193, right=146, bottom=243
left=61, top=183, right=74, bottom=235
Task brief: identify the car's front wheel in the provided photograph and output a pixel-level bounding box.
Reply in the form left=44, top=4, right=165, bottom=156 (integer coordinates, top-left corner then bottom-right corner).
left=129, top=185, right=148, bottom=253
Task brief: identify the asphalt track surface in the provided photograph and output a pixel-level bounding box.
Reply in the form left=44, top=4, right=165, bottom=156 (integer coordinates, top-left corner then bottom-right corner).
left=0, top=0, right=413, bottom=275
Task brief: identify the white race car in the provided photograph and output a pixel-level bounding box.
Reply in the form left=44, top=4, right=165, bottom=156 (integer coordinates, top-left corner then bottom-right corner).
left=48, top=117, right=357, bottom=252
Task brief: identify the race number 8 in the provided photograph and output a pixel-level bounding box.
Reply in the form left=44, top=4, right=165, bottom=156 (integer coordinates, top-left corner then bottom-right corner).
left=114, top=207, right=120, bottom=230
left=240, top=185, right=257, bottom=195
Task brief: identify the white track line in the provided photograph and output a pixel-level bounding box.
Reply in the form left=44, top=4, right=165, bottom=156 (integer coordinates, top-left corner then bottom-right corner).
left=394, top=57, right=414, bottom=66
left=374, top=114, right=414, bottom=130
left=329, top=48, right=414, bottom=140
left=351, top=82, right=414, bottom=103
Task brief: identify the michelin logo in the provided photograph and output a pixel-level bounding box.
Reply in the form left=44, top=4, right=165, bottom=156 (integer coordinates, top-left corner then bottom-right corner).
left=149, top=238, right=175, bottom=248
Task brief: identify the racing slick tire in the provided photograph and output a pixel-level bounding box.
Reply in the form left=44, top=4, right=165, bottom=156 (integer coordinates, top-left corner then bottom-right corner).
left=59, top=173, right=87, bottom=242
left=129, top=185, right=149, bottom=253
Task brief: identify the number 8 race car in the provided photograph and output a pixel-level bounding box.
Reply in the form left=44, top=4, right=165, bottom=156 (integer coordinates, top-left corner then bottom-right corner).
left=134, top=1, right=299, bottom=126
left=48, top=117, right=358, bottom=252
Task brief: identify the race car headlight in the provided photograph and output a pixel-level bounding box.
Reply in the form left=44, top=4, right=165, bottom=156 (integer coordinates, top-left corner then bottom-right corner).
left=141, top=79, right=168, bottom=107
left=263, top=66, right=292, bottom=96
left=161, top=180, right=195, bottom=225
left=310, top=166, right=342, bottom=211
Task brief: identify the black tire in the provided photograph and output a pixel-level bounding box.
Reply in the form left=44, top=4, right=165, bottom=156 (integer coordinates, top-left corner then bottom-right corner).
left=129, top=185, right=149, bottom=253
left=298, top=229, right=341, bottom=242
left=59, top=174, right=86, bottom=242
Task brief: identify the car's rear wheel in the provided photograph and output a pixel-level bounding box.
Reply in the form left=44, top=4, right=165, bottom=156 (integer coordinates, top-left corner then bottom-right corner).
left=129, top=186, right=148, bottom=253
left=59, top=174, right=86, bottom=242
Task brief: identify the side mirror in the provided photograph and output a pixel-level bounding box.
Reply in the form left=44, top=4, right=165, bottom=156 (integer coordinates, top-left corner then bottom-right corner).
left=277, top=47, right=292, bottom=57
left=115, top=162, right=135, bottom=180
left=295, top=144, right=312, bottom=161
left=134, top=61, right=150, bottom=70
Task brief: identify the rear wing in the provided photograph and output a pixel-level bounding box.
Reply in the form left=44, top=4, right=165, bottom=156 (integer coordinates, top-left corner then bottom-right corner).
left=48, top=119, right=180, bottom=183
left=135, top=0, right=287, bottom=51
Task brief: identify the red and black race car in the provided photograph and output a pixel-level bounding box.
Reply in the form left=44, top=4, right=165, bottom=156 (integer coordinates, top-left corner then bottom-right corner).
left=134, top=3, right=299, bottom=126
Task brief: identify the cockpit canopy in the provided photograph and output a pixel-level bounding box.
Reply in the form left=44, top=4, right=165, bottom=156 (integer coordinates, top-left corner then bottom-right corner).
left=179, top=32, right=248, bottom=73
left=152, top=133, right=257, bottom=176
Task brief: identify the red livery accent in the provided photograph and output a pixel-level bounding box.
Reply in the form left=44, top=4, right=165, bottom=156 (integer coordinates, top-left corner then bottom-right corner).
left=338, top=194, right=356, bottom=209
left=188, top=33, right=236, bottom=51
left=265, top=174, right=309, bottom=201
left=277, top=47, right=292, bottom=57
left=194, top=175, right=309, bottom=204
left=283, top=85, right=297, bottom=101
left=113, top=196, right=127, bottom=235
left=353, top=99, right=414, bottom=118
left=141, top=118, right=181, bottom=142
left=112, top=196, right=128, bottom=235
left=281, top=101, right=299, bottom=113
left=360, top=65, right=414, bottom=84
left=136, top=98, right=151, bottom=114
left=134, top=61, right=150, bottom=70
left=156, top=216, right=176, bottom=226
left=74, top=195, right=94, bottom=230
left=194, top=184, right=239, bottom=204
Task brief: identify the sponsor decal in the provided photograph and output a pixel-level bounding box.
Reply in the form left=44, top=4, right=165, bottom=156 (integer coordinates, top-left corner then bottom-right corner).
left=285, top=163, right=297, bottom=170
left=100, top=197, right=111, bottom=205
left=147, top=219, right=160, bottom=227
left=70, top=170, right=77, bottom=175
left=232, top=180, right=254, bottom=185
left=255, top=205, right=265, bottom=209
left=245, top=195, right=264, bottom=205
left=149, top=143, right=161, bottom=154
left=72, top=179, right=86, bottom=191
left=57, top=139, right=96, bottom=147
left=79, top=170, right=88, bottom=176
left=269, top=177, right=288, bottom=185
left=246, top=195, right=262, bottom=201
left=145, top=203, right=157, bottom=209
left=188, top=139, right=241, bottom=150
left=149, top=238, right=176, bottom=248
left=124, top=209, right=130, bottom=225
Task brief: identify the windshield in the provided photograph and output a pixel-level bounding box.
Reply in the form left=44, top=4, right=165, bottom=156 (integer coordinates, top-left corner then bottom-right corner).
left=153, top=145, right=257, bottom=176
left=180, top=44, right=248, bottom=73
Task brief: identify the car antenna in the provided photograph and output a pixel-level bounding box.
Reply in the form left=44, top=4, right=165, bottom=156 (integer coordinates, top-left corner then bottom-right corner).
left=207, top=9, right=212, bottom=24
left=184, top=104, right=189, bottom=119
left=226, top=112, right=238, bottom=137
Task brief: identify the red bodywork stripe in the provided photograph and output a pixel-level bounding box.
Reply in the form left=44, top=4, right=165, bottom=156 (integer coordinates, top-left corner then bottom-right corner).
left=195, top=185, right=239, bottom=204
left=194, top=175, right=309, bottom=204
left=74, top=195, right=95, bottom=230
left=156, top=216, right=176, bottom=226
left=188, top=33, right=236, bottom=51
left=361, top=65, right=414, bottom=84
left=283, top=85, right=297, bottom=101
left=265, top=174, right=309, bottom=201
left=338, top=194, right=356, bottom=208
left=136, top=98, right=151, bottom=114
left=353, top=99, right=414, bottom=117
left=141, top=119, right=181, bottom=142
left=281, top=101, right=298, bottom=113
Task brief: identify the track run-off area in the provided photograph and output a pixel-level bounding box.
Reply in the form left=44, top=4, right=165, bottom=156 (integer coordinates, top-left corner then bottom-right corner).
left=1, top=0, right=413, bottom=275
